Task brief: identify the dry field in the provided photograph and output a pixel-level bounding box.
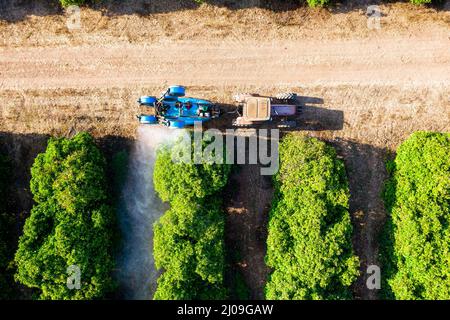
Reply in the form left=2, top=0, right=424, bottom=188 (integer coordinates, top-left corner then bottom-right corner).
left=0, top=0, right=449, bottom=299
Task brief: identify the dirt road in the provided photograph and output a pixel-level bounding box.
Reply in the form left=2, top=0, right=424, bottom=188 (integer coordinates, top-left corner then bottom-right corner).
left=1, top=36, right=449, bottom=90
left=1, top=2, right=449, bottom=300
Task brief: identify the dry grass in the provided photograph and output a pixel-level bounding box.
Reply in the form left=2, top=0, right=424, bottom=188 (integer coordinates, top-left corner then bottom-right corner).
left=1, top=84, right=448, bottom=149
left=1, top=2, right=449, bottom=47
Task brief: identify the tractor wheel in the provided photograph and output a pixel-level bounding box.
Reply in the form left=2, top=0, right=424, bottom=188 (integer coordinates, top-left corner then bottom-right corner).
left=168, top=85, right=186, bottom=97
left=275, top=92, right=298, bottom=101
left=138, top=96, right=157, bottom=106
left=170, top=120, right=185, bottom=129
left=139, top=115, right=158, bottom=125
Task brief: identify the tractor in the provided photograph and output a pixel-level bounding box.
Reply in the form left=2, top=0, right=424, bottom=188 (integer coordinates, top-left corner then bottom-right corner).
left=137, top=85, right=220, bottom=129
left=232, top=92, right=301, bottom=128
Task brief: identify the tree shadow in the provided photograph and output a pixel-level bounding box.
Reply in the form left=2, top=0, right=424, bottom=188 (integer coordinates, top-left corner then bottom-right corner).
left=210, top=0, right=300, bottom=11
left=93, top=0, right=199, bottom=17
left=0, top=132, right=49, bottom=224
left=2, top=0, right=448, bottom=23
left=223, top=161, right=272, bottom=299
left=329, top=0, right=449, bottom=14
left=0, top=0, right=62, bottom=23
left=95, top=0, right=303, bottom=17
left=331, top=138, right=389, bottom=300
left=0, top=0, right=299, bottom=23
left=0, top=131, right=49, bottom=299
left=95, top=134, right=134, bottom=300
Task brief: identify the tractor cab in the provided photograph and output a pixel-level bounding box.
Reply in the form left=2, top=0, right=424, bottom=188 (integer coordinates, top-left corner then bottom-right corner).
left=233, top=93, right=299, bottom=128
left=240, top=96, right=271, bottom=122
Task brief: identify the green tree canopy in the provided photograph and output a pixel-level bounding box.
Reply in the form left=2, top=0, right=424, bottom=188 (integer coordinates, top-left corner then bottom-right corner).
left=153, top=140, right=230, bottom=203
left=265, top=134, right=359, bottom=299
left=409, top=0, right=432, bottom=4
left=153, top=135, right=231, bottom=299
left=381, top=131, right=450, bottom=299
left=59, top=0, right=86, bottom=7
left=14, top=132, right=115, bottom=300
left=305, top=0, right=332, bottom=7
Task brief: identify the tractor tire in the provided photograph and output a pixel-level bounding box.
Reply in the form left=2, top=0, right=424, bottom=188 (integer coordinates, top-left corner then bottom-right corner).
left=275, top=92, right=298, bottom=101
left=170, top=120, right=185, bottom=129
left=168, top=85, right=186, bottom=97
left=139, top=115, right=158, bottom=125
left=138, top=96, right=157, bottom=106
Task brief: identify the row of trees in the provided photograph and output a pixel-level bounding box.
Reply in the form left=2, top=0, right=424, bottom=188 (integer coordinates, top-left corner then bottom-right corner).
left=381, top=131, right=450, bottom=299
left=152, top=135, right=231, bottom=299
left=265, top=131, right=450, bottom=300
left=14, top=133, right=116, bottom=299
left=4, top=130, right=449, bottom=300
left=265, top=134, right=359, bottom=299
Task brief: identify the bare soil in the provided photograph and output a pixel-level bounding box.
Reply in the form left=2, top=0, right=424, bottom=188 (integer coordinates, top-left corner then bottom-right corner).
left=224, top=164, right=272, bottom=299
left=1, top=0, right=449, bottom=300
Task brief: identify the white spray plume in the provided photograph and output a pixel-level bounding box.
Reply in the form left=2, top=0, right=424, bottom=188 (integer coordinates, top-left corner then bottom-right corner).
left=115, top=125, right=182, bottom=300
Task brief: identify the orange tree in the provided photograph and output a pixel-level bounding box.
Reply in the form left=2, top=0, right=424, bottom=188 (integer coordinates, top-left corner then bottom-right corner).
left=265, top=134, right=359, bottom=299
left=153, top=134, right=231, bottom=299
left=59, top=0, right=86, bottom=7
left=14, top=132, right=115, bottom=299
left=381, top=131, right=450, bottom=299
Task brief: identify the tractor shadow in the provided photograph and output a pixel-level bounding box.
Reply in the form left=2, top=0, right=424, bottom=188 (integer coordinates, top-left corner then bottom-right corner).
left=295, top=95, right=344, bottom=131
left=296, top=105, right=344, bottom=131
